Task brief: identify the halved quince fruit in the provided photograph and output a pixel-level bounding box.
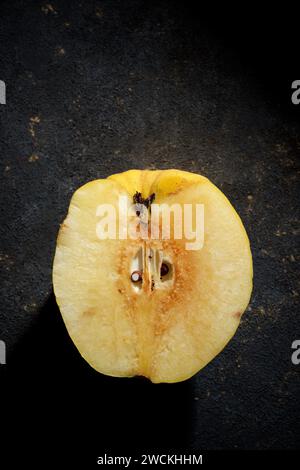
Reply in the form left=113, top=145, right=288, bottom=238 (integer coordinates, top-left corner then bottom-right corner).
left=53, top=169, right=252, bottom=383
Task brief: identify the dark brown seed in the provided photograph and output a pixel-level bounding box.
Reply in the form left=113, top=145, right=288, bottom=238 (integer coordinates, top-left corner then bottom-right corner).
left=160, top=263, right=169, bottom=277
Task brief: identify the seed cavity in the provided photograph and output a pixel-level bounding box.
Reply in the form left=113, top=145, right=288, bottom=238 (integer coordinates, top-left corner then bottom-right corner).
left=130, top=247, right=174, bottom=293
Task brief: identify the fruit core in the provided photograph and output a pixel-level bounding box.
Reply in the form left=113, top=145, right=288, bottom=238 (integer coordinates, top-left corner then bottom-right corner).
left=130, top=191, right=174, bottom=294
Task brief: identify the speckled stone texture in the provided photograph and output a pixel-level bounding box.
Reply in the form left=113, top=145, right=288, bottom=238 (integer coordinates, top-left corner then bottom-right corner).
left=0, top=0, right=299, bottom=460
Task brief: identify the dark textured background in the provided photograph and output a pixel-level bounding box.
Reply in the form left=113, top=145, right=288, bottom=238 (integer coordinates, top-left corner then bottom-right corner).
left=0, top=0, right=299, bottom=462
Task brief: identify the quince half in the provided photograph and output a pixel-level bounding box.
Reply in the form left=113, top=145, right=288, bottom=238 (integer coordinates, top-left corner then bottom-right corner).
left=53, top=169, right=252, bottom=383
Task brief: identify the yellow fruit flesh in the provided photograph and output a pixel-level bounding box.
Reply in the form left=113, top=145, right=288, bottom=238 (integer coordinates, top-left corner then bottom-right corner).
left=53, top=170, right=252, bottom=383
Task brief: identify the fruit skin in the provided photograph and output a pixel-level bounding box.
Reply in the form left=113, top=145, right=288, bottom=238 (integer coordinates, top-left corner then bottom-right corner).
left=53, top=169, right=253, bottom=383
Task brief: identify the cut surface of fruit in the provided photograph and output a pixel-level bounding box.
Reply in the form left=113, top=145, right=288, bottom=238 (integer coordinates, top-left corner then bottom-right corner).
left=53, top=169, right=253, bottom=383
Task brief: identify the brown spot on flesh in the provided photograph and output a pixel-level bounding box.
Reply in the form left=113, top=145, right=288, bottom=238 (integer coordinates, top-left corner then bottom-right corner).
left=56, top=220, right=69, bottom=244
left=233, top=311, right=243, bottom=319
left=82, top=308, right=97, bottom=317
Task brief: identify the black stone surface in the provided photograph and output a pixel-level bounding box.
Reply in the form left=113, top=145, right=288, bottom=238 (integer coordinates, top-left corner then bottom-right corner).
left=0, top=0, right=299, bottom=461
